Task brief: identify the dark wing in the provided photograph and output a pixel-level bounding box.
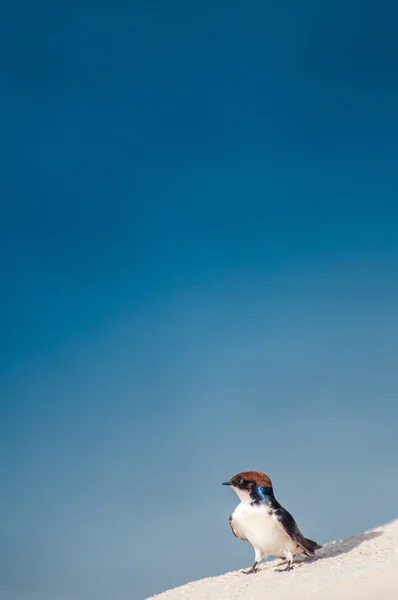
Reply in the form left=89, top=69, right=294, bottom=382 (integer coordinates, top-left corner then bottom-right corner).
left=229, top=514, right=247, bottom=541
left=272, top=506, right=319, bottom=554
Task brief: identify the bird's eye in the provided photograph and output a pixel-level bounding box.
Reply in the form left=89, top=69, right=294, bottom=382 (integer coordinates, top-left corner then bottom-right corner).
left=236, top=477, right=243, bottom=485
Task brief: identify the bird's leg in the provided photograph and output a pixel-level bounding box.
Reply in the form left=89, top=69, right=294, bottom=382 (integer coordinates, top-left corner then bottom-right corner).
left=274, top=552, right=294, bottom=572
left=242, top=561, right=259, bottom=575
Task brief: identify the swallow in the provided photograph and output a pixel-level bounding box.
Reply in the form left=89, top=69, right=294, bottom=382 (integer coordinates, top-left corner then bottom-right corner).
left=222, top=471, right=321, bottom=573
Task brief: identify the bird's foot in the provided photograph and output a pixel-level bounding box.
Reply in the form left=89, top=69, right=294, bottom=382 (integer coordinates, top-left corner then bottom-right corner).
left=242, top=566, right=259, bottom=575
left=274, top=564, right=294, bottom=572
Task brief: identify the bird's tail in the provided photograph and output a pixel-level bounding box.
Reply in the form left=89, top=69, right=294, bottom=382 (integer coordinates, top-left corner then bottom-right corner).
left=303, top=537, right=322, bottom=554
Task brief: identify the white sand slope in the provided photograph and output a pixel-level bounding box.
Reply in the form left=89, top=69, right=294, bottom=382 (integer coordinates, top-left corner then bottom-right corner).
left=147, top=519, right=398, bottom=600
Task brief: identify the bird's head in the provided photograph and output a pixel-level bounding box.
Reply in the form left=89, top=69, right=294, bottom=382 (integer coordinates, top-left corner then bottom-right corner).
left=222, top=471, right=274, bottom=504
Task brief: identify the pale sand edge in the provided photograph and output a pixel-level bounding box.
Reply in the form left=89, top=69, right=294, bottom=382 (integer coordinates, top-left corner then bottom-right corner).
left=146, top=519, right=398, bottom=600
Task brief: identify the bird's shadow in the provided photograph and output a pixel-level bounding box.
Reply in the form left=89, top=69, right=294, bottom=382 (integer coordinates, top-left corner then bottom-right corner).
left=293, top=530, right=383, bottom=565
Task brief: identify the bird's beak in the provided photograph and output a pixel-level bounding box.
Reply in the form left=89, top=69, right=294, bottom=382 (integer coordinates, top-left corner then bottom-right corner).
left=222, top=481, right=231, bottom=486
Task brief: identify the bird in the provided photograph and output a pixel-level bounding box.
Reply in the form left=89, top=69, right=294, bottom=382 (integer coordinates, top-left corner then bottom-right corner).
left=222, top=470, right=321, bottom=573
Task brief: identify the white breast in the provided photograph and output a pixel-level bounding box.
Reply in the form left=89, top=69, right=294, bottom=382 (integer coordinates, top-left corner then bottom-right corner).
left=231, top=502, right=298, bottom=558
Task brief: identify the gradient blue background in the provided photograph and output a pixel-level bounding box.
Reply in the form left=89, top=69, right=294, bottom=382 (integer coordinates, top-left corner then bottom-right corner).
left=1, top=1, right=398, bottom=599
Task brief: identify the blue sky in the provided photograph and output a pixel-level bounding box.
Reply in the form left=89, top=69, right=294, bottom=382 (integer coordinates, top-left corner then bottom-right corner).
left=1, top=1, right=398, bottom=599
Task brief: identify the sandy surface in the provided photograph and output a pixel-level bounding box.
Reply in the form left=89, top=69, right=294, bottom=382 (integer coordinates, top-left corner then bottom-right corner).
left=147, top=519, right=398, bottom=600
